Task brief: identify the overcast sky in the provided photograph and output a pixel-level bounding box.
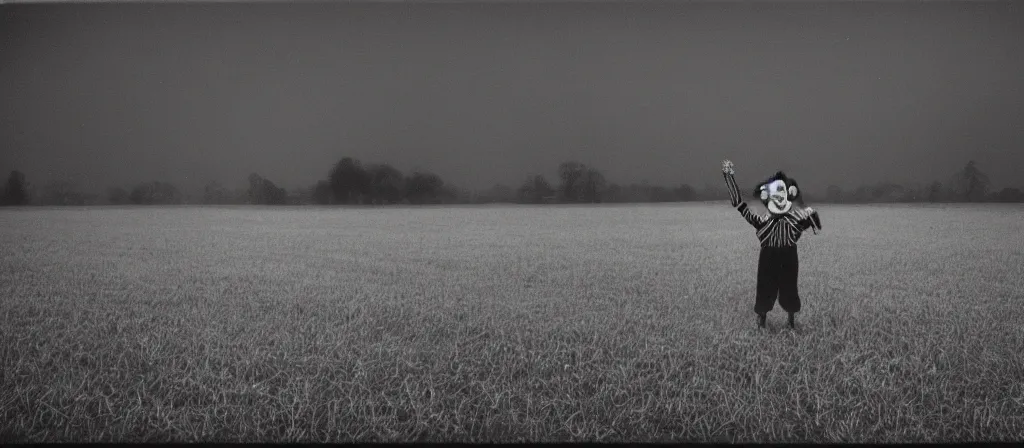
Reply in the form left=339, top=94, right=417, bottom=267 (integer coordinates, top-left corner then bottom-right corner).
left=1, top=1, right=1022, bottom=194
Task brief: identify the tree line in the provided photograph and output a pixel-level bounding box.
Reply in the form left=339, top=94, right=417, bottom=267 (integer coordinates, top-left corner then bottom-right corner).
left=818, top=161, right=1021, bottom=203
left=2, top=159, right=1021, bottom=207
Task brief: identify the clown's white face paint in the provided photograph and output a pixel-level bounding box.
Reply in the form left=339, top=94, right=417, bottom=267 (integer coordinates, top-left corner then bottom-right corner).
left=764, top=179, right=793, bottom=215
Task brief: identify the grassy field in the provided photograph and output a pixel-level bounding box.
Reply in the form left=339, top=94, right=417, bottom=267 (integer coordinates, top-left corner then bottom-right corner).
left=2, top=203, right=1023, bottom=442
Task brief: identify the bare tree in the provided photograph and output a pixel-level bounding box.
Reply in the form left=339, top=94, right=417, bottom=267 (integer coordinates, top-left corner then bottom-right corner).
left=3, top=170, right=29, bottom=205
left=955, top=160, right=991, bottom=202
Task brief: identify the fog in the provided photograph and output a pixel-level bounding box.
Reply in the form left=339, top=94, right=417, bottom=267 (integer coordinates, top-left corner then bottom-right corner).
left=2, top=1, right=1021, bottom=194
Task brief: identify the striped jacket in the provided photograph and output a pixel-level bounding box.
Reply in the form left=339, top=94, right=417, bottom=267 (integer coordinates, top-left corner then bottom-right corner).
left=724, top=172, right=820, bottom=248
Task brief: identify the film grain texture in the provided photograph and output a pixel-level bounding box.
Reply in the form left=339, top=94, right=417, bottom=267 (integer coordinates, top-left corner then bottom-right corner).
left=2, top=204, right=1023, bottom=442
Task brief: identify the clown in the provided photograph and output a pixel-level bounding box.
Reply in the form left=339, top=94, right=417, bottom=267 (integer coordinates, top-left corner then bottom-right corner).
left=721, top=159, right=822, bottom=329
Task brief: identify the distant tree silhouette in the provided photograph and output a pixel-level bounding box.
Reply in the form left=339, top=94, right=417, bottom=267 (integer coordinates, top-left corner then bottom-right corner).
left=579, top=168, right=606, bottom=203
left=701, top=183, right=728, bottom=202
left=646, top=185, right=675, bottom=202
left=477, top=183, right=516, bottom=203
left=311, top=180, right=333, bottom=205
left=247, top=173, right=287, bottom=205
left=129, top=181, right=182, bottom=205
left=328, top=157, right=370, bottom=204
left=870, top=183, right=904, bottom=202
left=832, top=168, right=1003, bottom=204
left=602, top=183, right=622, bottom=202
left=107, top=186, right=129, bottom=205
left=437, top=184, right=460, bottom=204
left=518, top=174, right=555, bottom=204
left=37, top=180, right=88, bottom=206
left=850, top=185, right=873, bottom=203
left=3, top=170, right=29, bottom=206
left=674, top=184, right=697, bottom=202
left=285, top=186, right=308, bottom=205
left=954, top=160, right=991, bottom=202
left=365, top=163, right=405, bottom=205
left=638, top=182, right=655, bottom=202
left=449, top=186, right=474, bottom=204
left=555, top=162, right=607, bottom=203
left=993, top=187, right=1023, bottom=203
left=32, top=157, right=1013, bottom=207
left=557, top=161, right=586, bottom=203
left=583, top=180, right=693, bottom=203
left=404, top=171, right=445, bottom=204
left=203, top=181, right=229, bottom=204
left=613, top=182, right=643, bottom=202
left=898, top=184, right=922, bottom=202
left=248, top=174, right=266, bottom=204
left=230, top=187, right=250, bottom=204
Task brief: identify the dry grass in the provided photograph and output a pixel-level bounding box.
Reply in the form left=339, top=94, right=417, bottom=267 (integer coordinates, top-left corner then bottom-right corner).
left=2, top=203, right=1023, bottom=442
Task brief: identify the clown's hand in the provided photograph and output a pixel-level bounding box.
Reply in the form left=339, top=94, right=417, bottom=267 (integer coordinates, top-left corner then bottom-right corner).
left=806, top=207, right=822, bottom=233
left=722, top=159, right=741, bottom=207
left=721, top=159, right=735, bottom=175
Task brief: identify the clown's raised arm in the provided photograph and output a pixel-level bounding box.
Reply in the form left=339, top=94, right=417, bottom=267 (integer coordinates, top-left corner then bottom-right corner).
left=721, top=159, right=766, bottom=228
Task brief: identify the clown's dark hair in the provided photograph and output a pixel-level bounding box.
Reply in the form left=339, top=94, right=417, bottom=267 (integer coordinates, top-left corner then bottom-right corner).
left=752, top=171, right=801, bottom=202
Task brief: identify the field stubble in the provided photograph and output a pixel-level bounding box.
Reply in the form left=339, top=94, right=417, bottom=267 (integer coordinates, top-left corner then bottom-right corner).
left=2, top=203, right=1023, bottom=442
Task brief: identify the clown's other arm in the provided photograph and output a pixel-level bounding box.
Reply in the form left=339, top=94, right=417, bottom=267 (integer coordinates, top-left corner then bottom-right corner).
left=721, top=160, right=766, bottom=229
left=795, top=206, right=823, bottom=234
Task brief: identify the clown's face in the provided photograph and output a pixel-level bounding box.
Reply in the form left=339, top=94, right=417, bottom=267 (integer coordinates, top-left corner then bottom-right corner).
left=762, top=179, right=794, bottom=215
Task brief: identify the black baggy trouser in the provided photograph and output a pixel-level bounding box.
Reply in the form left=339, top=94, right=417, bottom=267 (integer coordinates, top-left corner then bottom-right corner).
left=755, top=245, right=801, bottom=315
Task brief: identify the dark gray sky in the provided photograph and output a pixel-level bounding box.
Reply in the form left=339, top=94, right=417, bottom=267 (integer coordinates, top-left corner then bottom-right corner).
left=2, top=1, right=1022, bottom=194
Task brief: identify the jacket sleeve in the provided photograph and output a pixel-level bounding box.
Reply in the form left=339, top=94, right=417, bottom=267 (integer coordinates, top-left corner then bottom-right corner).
left=736, top=202, right=766, bottom=228
left=724, top=171, right=765, bottom=228
left=723, top=171, right=742, bottom=207
left=796, top=207, right=822, bottom=233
